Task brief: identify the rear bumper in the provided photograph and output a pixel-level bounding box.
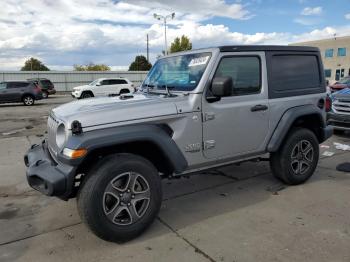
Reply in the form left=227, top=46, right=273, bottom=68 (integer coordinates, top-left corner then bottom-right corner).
left=47, top=89, right=56, bottom=95
left=24, top=140, right=76, bottom=200
left=327, top=112, right=350, bottom=130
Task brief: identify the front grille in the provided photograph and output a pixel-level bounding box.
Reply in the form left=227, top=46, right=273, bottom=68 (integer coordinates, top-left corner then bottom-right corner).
left=332, top=100, right=350, bottom=115
left=47, top=114, right=59, bottom=156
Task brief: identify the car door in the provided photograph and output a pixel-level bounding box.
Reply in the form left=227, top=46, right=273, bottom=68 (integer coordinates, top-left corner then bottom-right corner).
left=6, top=82, right=25, bottom=102
left=107, top=79, right=121, bottom=95
left=202, top=52, right=270, bottom=159
left=99, top=79, right=113, bottom=96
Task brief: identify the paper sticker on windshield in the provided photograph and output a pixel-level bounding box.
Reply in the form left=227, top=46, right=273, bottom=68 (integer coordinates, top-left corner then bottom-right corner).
left=188, top=56, right=210, bottom=67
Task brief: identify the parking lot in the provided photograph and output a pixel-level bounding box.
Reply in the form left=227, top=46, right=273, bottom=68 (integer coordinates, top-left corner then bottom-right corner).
left=0, top=95, right=350, bottom=262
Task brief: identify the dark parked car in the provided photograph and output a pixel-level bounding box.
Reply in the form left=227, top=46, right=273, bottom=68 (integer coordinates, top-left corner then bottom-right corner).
left=0, top=81, right=43, bottom=106
left=329, top=76, right=350, bottom=93
left=27, top=78, right=56, bottom=98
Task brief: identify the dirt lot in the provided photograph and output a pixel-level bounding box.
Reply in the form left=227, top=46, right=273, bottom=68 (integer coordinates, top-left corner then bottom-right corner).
left=0, top=96, right=350, bottom=262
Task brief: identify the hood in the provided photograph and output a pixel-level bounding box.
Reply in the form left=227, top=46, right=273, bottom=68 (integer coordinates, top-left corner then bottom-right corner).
left=73, top=85, right=89, bottom=91
left=332, top=88, right=350, bottom=100
left=330, top=83, right=347, bottom=89
left=52, top=93, right=178, bottom=129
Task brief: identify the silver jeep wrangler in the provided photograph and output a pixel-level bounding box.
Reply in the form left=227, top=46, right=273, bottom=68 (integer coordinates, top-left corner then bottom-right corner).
left=24, top=46, right=333, bottom=242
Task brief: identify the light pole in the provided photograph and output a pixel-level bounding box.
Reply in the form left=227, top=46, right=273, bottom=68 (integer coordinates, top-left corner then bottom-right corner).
left=153, top=12, right=175, bottom=56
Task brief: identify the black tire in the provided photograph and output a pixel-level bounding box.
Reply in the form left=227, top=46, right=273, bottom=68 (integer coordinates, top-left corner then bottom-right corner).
left=119, top=89, right=130, bottom=95
left=80, top=92, right=93, bottom=99
left=270, top=128, right=319, bottom=185
left=77, top=153, right=162, bottom=243
left=22, top=95, right=35, bottom=106
left=42, top=91, right=49, bottom=99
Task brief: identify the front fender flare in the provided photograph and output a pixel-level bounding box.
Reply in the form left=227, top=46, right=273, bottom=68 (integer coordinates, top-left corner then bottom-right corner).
left=63, top=124, right=188, bottom=174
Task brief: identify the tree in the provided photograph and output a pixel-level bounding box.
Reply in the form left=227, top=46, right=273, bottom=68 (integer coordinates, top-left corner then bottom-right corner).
left=170, top=35, right=192, bottom=54
left=21, top=57, right=50, bottom=71
left=73, top=63, right=110, bottom=71
left=128, top=55, right=152, bottom=71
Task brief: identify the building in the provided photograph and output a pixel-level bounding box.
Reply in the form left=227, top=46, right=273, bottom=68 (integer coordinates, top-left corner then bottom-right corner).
left=291, top=36, right=350, bottom=83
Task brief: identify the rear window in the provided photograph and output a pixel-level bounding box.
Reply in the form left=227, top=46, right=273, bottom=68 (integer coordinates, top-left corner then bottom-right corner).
left=268, top=53, right=323, bottom=98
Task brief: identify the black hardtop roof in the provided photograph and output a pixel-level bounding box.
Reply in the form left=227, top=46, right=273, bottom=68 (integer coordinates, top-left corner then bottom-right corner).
left=219, top=45, right=319, bottom=52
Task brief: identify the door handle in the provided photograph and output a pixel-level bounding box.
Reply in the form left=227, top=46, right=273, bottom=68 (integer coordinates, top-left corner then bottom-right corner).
left=251, top=104, right=268, bottom=112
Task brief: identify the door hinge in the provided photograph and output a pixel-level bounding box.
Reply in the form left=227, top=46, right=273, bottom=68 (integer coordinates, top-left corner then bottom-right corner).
left=203, top=112, right=215, bottom=122
left=203, top=140, right=216, bottom=150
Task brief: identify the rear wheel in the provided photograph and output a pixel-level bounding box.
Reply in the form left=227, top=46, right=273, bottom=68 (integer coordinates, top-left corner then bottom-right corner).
left=270, top=128, right=319, bottom=185
left=119, top=89, right=130, bottom=95
left=77, top=153, right=162, bottom=242
left=23, top=95, right=35, bottom=106
left=42, top=91, right=48, bottom=98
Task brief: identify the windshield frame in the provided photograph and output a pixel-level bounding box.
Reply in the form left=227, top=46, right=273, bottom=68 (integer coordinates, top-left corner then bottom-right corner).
left=89, top=79, right=101, bottom=86
left=141, top=49, right=216, bottom=94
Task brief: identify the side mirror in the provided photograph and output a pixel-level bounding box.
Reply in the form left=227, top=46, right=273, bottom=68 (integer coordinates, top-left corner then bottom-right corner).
left=96, top=83, right=101, bottom=86
left=211, top=76, right=233, bottom=97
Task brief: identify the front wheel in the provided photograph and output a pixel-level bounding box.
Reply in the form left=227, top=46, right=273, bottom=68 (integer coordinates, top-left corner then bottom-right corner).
left=270, top=128, right=319, bottom=185
left=23, top=95, right=35, bottom=106
left=77, top=153, right=162, bottom=242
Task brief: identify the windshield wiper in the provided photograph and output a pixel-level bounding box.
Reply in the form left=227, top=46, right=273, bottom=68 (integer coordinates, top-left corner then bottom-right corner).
left=160, top=85, right=177, bottom=97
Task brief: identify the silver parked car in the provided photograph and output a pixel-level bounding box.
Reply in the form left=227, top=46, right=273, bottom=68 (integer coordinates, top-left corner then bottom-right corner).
left=24, top=45, right=332, bottom=242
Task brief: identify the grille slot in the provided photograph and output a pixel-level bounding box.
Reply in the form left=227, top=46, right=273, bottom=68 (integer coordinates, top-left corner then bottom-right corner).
left=333, top=101, right=350, bottom=115
left=47, top=114, right=59, bottom=153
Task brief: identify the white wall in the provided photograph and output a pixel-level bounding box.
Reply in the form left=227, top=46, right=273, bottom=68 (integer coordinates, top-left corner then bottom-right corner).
left=0, top=71, right=148, bottom=91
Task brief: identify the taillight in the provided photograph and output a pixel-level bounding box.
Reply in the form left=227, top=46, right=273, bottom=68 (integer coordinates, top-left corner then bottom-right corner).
left=325, top=96, right=332, bottom=112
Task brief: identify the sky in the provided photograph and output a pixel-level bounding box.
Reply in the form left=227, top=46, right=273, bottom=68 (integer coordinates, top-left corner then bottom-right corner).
left=0, top=0, right=350, bottom=71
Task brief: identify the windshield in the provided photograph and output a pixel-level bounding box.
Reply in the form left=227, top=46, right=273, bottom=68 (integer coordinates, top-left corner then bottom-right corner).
left=142, top=52, right=211, bottom=92
left=89, top=79, right=100, bottom=86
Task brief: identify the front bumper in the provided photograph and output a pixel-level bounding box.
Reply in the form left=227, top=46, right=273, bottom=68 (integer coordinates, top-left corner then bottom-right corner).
left=24, top=140, right=76, bottom=200
left=327, top=112, right=350, bottom=130
left=71, top=91, right=81, bottom=98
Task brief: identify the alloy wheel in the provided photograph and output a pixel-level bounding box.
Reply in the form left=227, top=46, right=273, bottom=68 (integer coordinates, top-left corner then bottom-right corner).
left=290, top=140, right=314, bottom=175
left=102, top=172, right=150, bottom=226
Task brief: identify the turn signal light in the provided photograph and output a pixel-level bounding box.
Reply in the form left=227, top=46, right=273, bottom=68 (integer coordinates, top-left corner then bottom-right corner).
left=63, top=148, right=87, bottom=159
left=325, top=96, right=332, bottom=112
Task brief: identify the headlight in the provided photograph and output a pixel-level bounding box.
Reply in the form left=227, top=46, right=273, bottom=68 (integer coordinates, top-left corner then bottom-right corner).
left=56, top=123, right=66, bottom=149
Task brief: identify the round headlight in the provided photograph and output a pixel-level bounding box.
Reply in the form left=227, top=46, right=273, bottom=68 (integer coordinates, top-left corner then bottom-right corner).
left=56, top=123, right=66, bottom=149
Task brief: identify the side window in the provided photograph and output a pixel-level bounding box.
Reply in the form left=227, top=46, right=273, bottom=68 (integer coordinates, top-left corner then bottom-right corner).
left=270, top=55, right=321, bottom=93
left=110, top=79, right=128, bottom=85
left=41, top=80, right=52, bottom=88
left=0, top=83, right=6, bottom=90
left=7, top=82, right=28, bottom=88
left=214, top=56, right=261, bottom=96
left=100, top=80, right=110, bottom=85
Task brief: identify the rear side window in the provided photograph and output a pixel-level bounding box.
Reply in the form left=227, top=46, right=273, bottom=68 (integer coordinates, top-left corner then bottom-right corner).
left=214, top=56, right=261, bottom=96
left=268, top=53, right=323, bottom=98
left=110, top=79, right=128, bottom=85
left=40, top=80, right=52, bottom=88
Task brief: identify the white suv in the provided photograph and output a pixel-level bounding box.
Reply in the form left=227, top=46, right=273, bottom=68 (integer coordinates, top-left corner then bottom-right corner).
left=71, top=78, right=134, bottom=99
